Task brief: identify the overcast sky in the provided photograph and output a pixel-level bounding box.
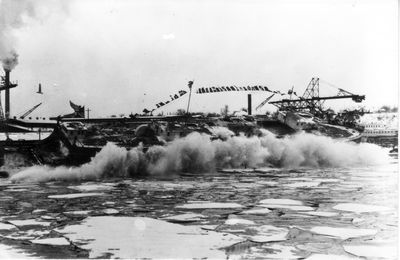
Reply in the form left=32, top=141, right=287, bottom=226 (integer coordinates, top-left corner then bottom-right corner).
left=2, top=0, right=398, bottom=117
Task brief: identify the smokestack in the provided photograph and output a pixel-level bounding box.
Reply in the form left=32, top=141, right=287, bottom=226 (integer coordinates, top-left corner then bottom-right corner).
left=247, top=94, right=252, bottom=115
left=4, top=69, right=10, bottom=119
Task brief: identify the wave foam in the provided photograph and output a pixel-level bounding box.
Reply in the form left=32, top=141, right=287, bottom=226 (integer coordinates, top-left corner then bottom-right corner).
left=10, top=129, right=389, bottom=183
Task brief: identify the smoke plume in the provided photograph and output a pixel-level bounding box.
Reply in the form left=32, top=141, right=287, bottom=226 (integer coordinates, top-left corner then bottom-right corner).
left=10, top=129, right=389, bottom=183
left=0, top=0, right=68, bottom=70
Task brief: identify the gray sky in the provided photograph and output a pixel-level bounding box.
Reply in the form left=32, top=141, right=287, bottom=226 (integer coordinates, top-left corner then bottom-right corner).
left=2, top=0, right=398, bottom=117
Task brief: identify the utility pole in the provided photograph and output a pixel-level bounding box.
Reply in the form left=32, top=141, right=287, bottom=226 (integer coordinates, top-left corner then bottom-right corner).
left=186, top=81, right=194, bottom=115
left=86, top=108, right=91, bottom=119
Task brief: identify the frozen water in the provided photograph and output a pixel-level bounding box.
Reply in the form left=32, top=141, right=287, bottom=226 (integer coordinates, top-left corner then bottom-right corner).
left=241, top=208, right=272, bottom=215
left=48, top=192, right=105, bottom=199
left=68, top=184, right=115, bottom=191
left=0, top=222, right=17, bottom=230
left=305, top=254, right=359, bottom=260
left=259, top=199, right=303, bottom=205
left=285, top=181, right=321, bottom=188
left=176, top=202, right=244, bottom=209
left=225, top=218, right=255, bottom=225
left=0, top=244, right=37, bottom=259
left=63, top=210, right=91, bottom=216
left=102, top=209, right=119, bottom=214
left=260, top=204, right=314, bottom=211
left=332, top=203, right=391, bottom=213
left=310, top=226, right=378, bottom=240
left=56, top=216, right=244, bottom=258
left=246, top=225, right=289, bottom=243
left=343, top=244, right=397, bottom=258
left=161, top=213, right=205, bottom=222
left=303, top=212, right=339, bottom=217
left=7, top=219, right=51, bottom=227
left=31, top=237, right=70, bottom=246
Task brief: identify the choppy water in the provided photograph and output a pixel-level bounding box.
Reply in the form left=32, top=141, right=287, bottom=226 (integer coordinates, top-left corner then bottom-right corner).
left=0, top=154, right=397, bottom=259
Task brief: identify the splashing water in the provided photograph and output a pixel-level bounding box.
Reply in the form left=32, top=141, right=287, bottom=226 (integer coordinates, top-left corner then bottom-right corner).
left=10, top=129, right=389, bottom=183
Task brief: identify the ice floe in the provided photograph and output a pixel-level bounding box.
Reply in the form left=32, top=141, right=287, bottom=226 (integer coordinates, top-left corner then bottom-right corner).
left=225, top=218, right=255, bottom=225
left=0, top=244, right=37, bottom=259
left=246, top=225, right=288, bottom=243
left=332, top=203, right=391, bottom=213
left=30, top=237, right=70, bottom=246
left=0, top=222, right=17, bottom=230
left=303, top=211, right=339, bottom=217
left=48, top=192, right=105, bottom=199
left=176, top=202, right=244, bottom=209
left=102, top=209, right=119, bottom=215
left=7, top=219, right=51, bottom=227
left=343, top=244, right=397, bottom=259
left=306, top=254, right=359, bottom=260
left=63, top=210, right=91, bottom=216
left=310, top=226, right=378, bottom=240
left=161, top=213, right=205, bottom=223
left=241, top=208, right=271, bottom=215
left=32, top=209, right=47, bottom=214
left=68, top=184, right=115, bottom=192
left=259, top=244, right=301, bottom=259
left=259, top=199, right=303, bottom=205
left=55, top=216, right=244, bottom=258
left=257, top=181, right=279, bottom=186
left=260, top=204, right=314, bottom=211
left=285, top=181, right=321, bottom=188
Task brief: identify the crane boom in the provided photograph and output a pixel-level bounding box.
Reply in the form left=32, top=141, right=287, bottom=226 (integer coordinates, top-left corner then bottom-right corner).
left=269, top=77, right=365, bottom=113
left=20, top=103, right=42, bottom=119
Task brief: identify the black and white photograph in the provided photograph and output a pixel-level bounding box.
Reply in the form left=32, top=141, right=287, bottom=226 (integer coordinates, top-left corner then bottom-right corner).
left=0, top=0, right=398, bottom=259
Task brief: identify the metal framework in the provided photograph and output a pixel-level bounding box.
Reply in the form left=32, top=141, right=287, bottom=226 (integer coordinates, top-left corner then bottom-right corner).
left=269, top=77, right=365, bottom=114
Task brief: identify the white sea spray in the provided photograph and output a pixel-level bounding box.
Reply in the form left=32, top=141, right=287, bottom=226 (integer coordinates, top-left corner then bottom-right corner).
left=10, top=129, right=389, bottom=183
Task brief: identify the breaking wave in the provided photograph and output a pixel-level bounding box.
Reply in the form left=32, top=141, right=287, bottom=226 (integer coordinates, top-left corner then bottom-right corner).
left=10, top=129, right=389, bottom=183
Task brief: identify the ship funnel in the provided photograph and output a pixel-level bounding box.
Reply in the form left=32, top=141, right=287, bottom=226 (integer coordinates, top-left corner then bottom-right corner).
left=4, top=69, right=10, bottom=119
left=247, top=94, right=252, bottom=115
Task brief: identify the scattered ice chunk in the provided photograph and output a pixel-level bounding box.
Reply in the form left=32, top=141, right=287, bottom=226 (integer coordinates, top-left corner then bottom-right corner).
left=312, top=178, right=341, bottom=183
left=285, top=182, right=321, bottom=188
left=333, top=203, right=391, bottom=213
left=176, top=202, right=244, bottom=209
left=246, top=225, right=288, bottom=243
left=30, top=237, right=70, bottom=246
left=0, top=243, right=37, bottom=259
left=260, top=204, right=314, bottom=211
left=1, top=234, right=36, bottom=240
left=56, top=216, right=244, bottom=258
left=40, top=215, right=57, bottom=221
left=102, top=201, right=116, bottom=206
left=201, top=225, right=219, bottom=231
left=343, top=244, right=397, bottom=259
left=32, top=209, right=47, bottom=214
left=257, top=181, right=279, bottom=186
left=241, top=208, right=271, bottom=215
left=352, top=217, right=364, bottom=225
left=68, top=184, right=115, bottom=192
left=48, top=193, right=105, bottom=199
left=306, top=254, right=359, bottom=260
left=261, top=244, right=301, bottom=259
left=102, top=209, right=119, bottom=215
left=8, top=219, right=51, bottom=227
left=64, top=210, right=91, bottom=216
left=225, top=218, right=255, bottom=225
left=0, top=222, right=17, bottom=231
left=303, top=212, right=339, bottom=217
left=259, top=199, right=303, bottom=205
left=161, top=213, right=205, bottom=223
left=310, top=226, right=378, bottom=240
left=4, top=188, right=29, bottom=192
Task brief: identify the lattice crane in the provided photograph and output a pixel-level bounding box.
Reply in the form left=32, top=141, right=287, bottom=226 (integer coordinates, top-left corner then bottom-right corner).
left=269, top=77, right=365, bottom=115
